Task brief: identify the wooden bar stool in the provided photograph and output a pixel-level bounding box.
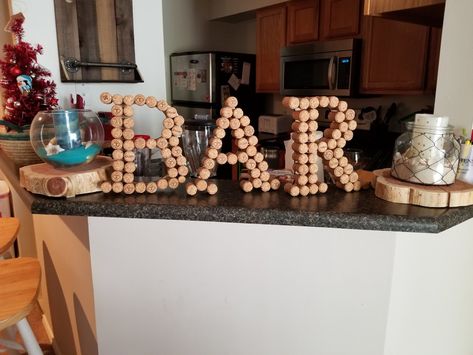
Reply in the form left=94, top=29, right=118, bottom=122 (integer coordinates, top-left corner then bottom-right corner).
left=0, top=257, right=43, bottom=354
left=0, top=218, right=19, bottom=259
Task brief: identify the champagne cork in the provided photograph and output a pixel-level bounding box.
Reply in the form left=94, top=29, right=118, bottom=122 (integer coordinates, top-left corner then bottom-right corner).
left=146, top=182, right=158, bottom=193
left=237, top=138, right=249, bottom=150
left=333, top=147, right=344, bottom=159
left=308, top=174, right=318, bottom=184
left=317, top=140, right=328, bottom=153
left=157, top=178, right=168, bottom=190
left=353, top=180, right=362, bottom=191
left=111, top=116, right=123, bottom=128
left=308, top=120, right=318, bottom=132
left=348, top=120, right=357, bottom=131
left=168, top=178, right=179, bottom=189
left=176, top=155, right=187, bottom=166
left=112, top=94, right=123, bottom=105
left=240, top=115, right=251, bottom=127
left=293, top=153, right=308, bottom=164
left=123, top=173, right=134, bottom=184
left=161, top=128, right=172, bottom=139
left=292, top=121, right=308, bottom=133
left=172, top=126, right=183, bottom=137
left=317, top=182, right=328, bottom=193
left=338, top=156, right=348, bottom=167
left=134, top=137, right=146, bottom=149
left=230, top=118, right=241, bottom=130
left=333, top=166, right=344, bottom=177
left=162, top=149, right=173, bottom=161
left=123, top=117, right=135, bottom=128
left=309, top=109, right=319, bottom=121
left=202, top=158, right=216, bottom=170
left=213, top=127, right=226, bottom=139
left=134, top=182, right=146, bottom=194
left=163, top=117, right=174, bottom=129
left=195, top=179, right=208, bottom=192
left=207, top=183, right=218, bottom=195
left=282, top=96, right=299, bottom=109
left=124, top=162, right=136, bottom=174
left=293, top=163, right=309, bottom=175
left=251, top=178, right=262, bottom=189
left=165, top=157, right=177, bottom=168
left=292, top=110, right=310, bottom=122
left=327, top=157, right=339, bottom=169
left=100, top=92, right=112, bottom=104
left=197, top=167, right=211, bottom=179
left=123, top=95, right=135, bottom=106
left=292, top=143, right=309, bottom=154
left=250, top=168, right=261, bottom=179
left=244, top=125, right=255, bottom=137
left=309, top=163, right=318, bottom=174
left=260, top=170, right=270, bottom=182
left=246, top=145, right=257, bottom=157
left=261, top=181, right=271, bottom=192
left=206, top=147, right=219, bottom=159
left=299, top=185, right=310, bottom=196
left=178, top=165, right=189, bottom=177
left=292, top=132, right=309, bottom=144
left=246, top=159, right=257, bottom=170
left=146, top=138, right=157, bottom=149
left=254, top=152, right=264, bottom=163
left=225, top=96, right=238, bottom=108
left=240, top=180, right=253, bottom=192
left=165, top=107, right=178, bottom=118
left=237, top=151, right=249, bottom=163
left=258, top=161, right=269, bottom=172
left=113, top=160, right=125, bottom=171
left=112, top=182, right=124, bottom=193
left=295, top=174, right=308, bottom=186
left=209, top=137, right=223, bottom=150
left=168, top=167, right=178, bottom=178
left=217, top=152, right=228, bottom=164
left=328, top=96, right=339, bottom=109
left=337, top=138, right=346, bottom=148
left=186, top=183, right=198, bottom=196
left=324, top=128, right=342, bottom=140
left=123, top=128, right=134, bottom=140
left=233, top=108, right=244, bottom=119
left=248, top=135, right=258, bottom=146
left=323, top=149, right=334, bottom=161
left=145, top=96, right=157, bottom=108
left=123, top=106, right=133, bottom=117
left=308, top=142, right=318, bottom=154
left=233, top=128, right=245, bottom=139
left=338, top=101, right=348, bottom=112
left=122, top=183, right=134, bottom=194
left=220, top=107, right=233, bottom=118
left=309, top=183, right=319, bottom=195
left=156, top=137, right=168, bottom=149
left=270, top=178, right=281, bottom=190
left=339, top=174, right=350, bottom=184
left=343, top=164, right=354, bottom=175
left=349, top=172, right=359, bottom=183
left=227, top=153, right=238, bottom=165
left=318, top=96, right=329, bottom=107
left=111, top=171, right=123, bottom=182
left=112, top=149, right=124, bottom=160
left=174, top=115, right=185, bottom=127
left=328, top=111, right=345, bottom=123
left=178, top=176, right=186, bottom=184
left=216, top=117, right=230, bottom=129
left=101, top=181, right=112, bottom=193
left=134, top=94, right=146, bottom=106
left=111, top=139, right=123, bottom=150
left=343, top=130, right=354, bottom=141
left=284, top=183, right=299, bottom=196
left=124, top=151, right=135, bottom=162
left=111, top=127, right=123, bottom=139
left=157, top=100, right=169, bottom=111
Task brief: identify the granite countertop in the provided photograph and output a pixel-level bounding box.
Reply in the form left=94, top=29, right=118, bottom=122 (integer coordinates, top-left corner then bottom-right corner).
left=2, top=152, right=473, bottom=234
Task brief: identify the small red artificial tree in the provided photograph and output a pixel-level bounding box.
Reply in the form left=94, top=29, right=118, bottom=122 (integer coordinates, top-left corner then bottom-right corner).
left=0, top=14, right=58, bottom=129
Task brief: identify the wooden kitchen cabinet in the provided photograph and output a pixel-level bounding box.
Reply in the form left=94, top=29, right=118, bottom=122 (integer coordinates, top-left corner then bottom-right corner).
left=360, top=16, right=430, bottom=94
left=287, top=0, right=319, bottom=44
left=256, top=5, right=287, bottom=92
left=320, top=0, right=362, bottom=39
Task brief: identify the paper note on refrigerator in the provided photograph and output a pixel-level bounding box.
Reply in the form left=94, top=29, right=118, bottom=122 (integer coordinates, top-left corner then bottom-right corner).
left=187, top=68, right=197, bottom=91
left=241, top=62, right=251, bottom=85
left=228, top=73, right=240, bottom=91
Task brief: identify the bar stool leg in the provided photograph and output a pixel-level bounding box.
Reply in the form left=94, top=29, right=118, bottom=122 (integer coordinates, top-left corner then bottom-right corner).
left=15, top=319, right=42, bottom=355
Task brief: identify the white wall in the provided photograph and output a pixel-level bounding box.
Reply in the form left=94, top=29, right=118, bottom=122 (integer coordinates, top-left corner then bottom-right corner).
left=11, top=0, right=167, bottom=138
left=208, top=0, right=285, bottom=20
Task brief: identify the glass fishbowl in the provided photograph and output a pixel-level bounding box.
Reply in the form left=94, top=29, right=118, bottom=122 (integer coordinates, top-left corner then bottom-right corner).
left=30, top=109, right=104, bottom=168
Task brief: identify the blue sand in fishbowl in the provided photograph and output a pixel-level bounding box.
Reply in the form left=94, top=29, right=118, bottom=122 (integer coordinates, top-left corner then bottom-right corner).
left=38, top=144, right=101, bottom=166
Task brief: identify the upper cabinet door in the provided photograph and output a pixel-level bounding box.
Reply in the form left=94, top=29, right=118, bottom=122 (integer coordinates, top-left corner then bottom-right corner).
left=320, top=0, right=361, bottom=39
left=360, top=16, right=430, bottom=93
left=287, top=0, right=319, bottom=44
left=256, top=5, right=287, bottom=93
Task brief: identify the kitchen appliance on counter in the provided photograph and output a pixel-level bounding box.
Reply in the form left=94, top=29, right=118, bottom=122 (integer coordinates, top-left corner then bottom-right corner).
left=280, top=38, right=360, bottom=97
left=170, top=51, right=260, bottom=179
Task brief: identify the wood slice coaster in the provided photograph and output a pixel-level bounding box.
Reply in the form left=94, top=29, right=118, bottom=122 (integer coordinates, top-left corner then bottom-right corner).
left=373, top=168, right=473, bottom=208
left=19, top=156, right=113, bottom=198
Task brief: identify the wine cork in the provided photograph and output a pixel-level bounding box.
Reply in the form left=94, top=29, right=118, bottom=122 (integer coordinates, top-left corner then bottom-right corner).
left=343, top=130, right=354, bottom=141
left=284, top=183, right=299, bottom=196
left=178, top=176, right=186, bottom=184
left=282, top=96, right=299, bottom=109
left=332, top=121, right=348, bottom=132
left=261, top=181, right=271, bottom=192
left=172, top=126, right=183, bottom=137
left=213, top=127, right=226, bottom=139
left=324, top=128, right=342, bottom=140
left=345, top=109, right=356, bottom=120
left=246, top=145, right=257, bottom=157
left=124, top=151, right=135, bottom=162
left=299, top=185, right=310, bottom=197
left=254, top=152, right=264, bottom=163
left=146, top=182, right=158, bottom=193
left=156, top=137, right=168, bottom=149
left=134, top=137, right=146, bottom=149
left=163, top=117, right=174, bottom=129
left=123, top=184, right=134, bottom=197
left=309, top=184, right=319, bottom=195
left=207, top=183, right=218, bottom=195
left=216, top=152, right=228, bottom=165
left=123, top=95, right=135, bottom=106
left=134, top=94, right=146, bottom=106
left=225, top=96, right=238, bottom=108
left=161, top=128, right=172, bottom=139
left=123, top=173, right=134, bottom=184
left=308, top=121, right=318, bottom=132
left=333, top=166, right=344, bottom=177
left=342, top=182, right=354, bottom=192
left=339, top=174, right=350, bottom=184
left=293, top=163, right=309, bottom=175
left=297, top=97, right=309, bottom=110
left=227, top=153, right=238, bottom=165
left=308, top=142, right=318, bottom=154
left=317, top=140, right=328, bottom=153
left=111, top=171, right=123, bottom=182
left=308, top=153, right=318, bottom=164
left=251, top=178, right=263, bottom=189
left=168, top=178, right=179, bottom=189
left=338, top=156, right=348, bottom=167
left=248, top=135, right=258, bottom=146
left=237, top=138, right=249, bottom=150
left=348, top=120, right=357, bottom=131
left=250, top=168, right=261, bottom=179
left=353, top=180, right=362, bottom=191
left=209, top=137, right=223, bottom=150
left=216, top=117, right=230, bottom=129
left=197, top=167, right=211, bottom=179
left=292, top=121, right=308, bottom=133
left=244, top=125, right=255, bottom=137
left=186, top=183, right=198, bottom=196
left=328, top=96, right=340, bottom=109
left=112, top=94, right=123, bottom=105
left=240, top=115, right=251, bottom=127
left=308, top=174, right=318, bottom=184
left=307, top=132, right=318, bottom=143
left=260, top=170, right=270, bottom=182
left=295, top=174, right=308, bottom=186
left=100, top=92, right=112, bottom=104
left=240, top=180, right=253, bottom=192
left=157, top=178, right=168, bottom=190
left=112, top=149, right=123, bottom=160
left=229, top=118, right=241, bottom=130
left=328, top=111, right=345, bottom=123
left=309, top=163, right=318, bottom=174
left=162, top=148, right=172, bottom=161
left=349, top=172, right=359, bottom=183
left=232, top=128, right=244, bottom=139
left=327, top=157, right=339, bottom=169
left=176, top=155, right=187, bottom=166
left=145, top=96, right=157, bottom=108
left=123, top=128, right=134, bottom=140
left=237, top=151, right=249, bottom=163
left=323, top=149, right=334, bottom=161
left=292, top=143, right=309, bottom=154
left=325, top=138, right=337, bottom=150
left=318, top=96, right=329, bottom=107
left=245, top=159, right=257, bottom=170
left=206, top=147, right=219, bottom=159
left=309, top=97, right=319, bottom=109
left=134, top=182, right=145, bottom=194
left=258, top=161, right=269, bottom=172
left=220, top=107, right=233, bottom=118
left=165, top=157, right=177, bottom=168
left=292, top=132, right=309, bottom=144
left=168, top=168, right=178, bottom=178
left=123, top=106, right=133, bottom=117
left=157, top=100, right=169, bottom=111
left=165, top=107, right=178, bottom=118
left=317, top=182, right=328, bottom=193
left=111, top=139, right=123, bottom=150
left=111, top=116, right=123, bottom=128
left=124, top=161, right=136, bottom=173
left=112, top=182, right=124, bottom=193
left=337, top=138, right=346, bottom=148
left=111, top=127, right=123, bottom=139
left=123, top=117, right=134, bottom=128
left=309, top=109, right=319, bottom=121
left=113, top=160, right=125, bottom=171
left=233, top=108, right=244, bottom=119
left=338, top=101, right=348, bottom=112
left=146, top=139, right=157, bottom=150
left=178, top=165, right=189, bottom=177
left=195, top=179, right=208, bottom=192
left=343, top=164, right=354, bottom=175
left=333, top=147, right=344, bottom=159
left=174, top=115, right=185, bottom=127
left=292, top=110, right=310, bottom=122
left=202, top=158, right=216, bottom=170
left=101, top=181, right=112, bottom=193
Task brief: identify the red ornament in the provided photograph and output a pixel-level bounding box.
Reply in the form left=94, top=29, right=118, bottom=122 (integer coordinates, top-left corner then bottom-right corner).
left=9, top=66, right=22, bottom=76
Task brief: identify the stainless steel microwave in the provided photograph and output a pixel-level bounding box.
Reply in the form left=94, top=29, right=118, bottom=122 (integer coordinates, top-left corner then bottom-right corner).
left=280, top=38, right=360, bottom=97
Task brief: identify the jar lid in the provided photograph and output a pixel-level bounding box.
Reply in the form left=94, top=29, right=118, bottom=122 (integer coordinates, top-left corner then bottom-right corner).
left=414, top=114, right=449, bottom=128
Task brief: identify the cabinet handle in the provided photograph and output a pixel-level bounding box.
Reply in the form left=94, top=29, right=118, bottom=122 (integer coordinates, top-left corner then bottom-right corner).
left=328, top=56, right=336, bottom=90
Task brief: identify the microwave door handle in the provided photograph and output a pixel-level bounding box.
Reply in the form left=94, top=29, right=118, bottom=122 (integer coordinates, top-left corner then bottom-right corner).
left=328, top=56, right=336, bottom=90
